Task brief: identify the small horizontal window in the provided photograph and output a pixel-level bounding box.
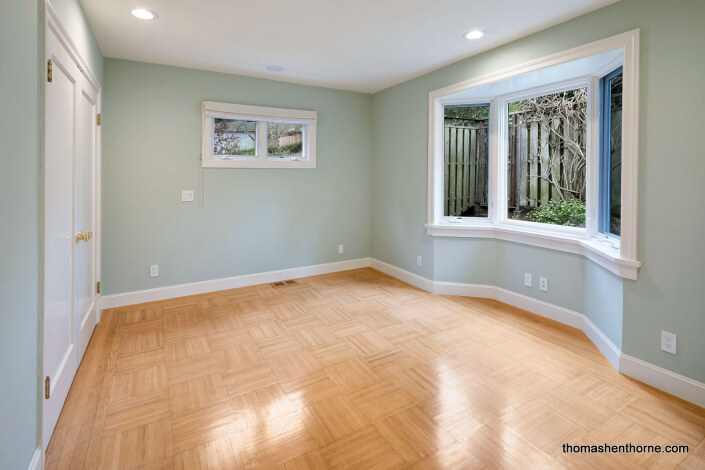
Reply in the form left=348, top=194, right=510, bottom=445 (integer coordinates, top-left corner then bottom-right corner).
left=202, top=102, right=317, bottom=168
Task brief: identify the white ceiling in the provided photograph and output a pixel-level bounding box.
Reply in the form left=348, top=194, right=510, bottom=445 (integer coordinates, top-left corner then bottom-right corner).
left=80, top=0, right=619, bottom=93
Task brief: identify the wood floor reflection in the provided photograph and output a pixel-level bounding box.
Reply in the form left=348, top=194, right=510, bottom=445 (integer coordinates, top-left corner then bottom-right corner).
left=45, top=268, right=705, bottom=469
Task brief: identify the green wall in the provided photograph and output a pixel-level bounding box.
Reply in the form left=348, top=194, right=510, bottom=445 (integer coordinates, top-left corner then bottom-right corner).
left=370, top=0, right=705, bottom=382
left=0, top=2, right=41, bottom=468
left=0, top=1, right=102, bottom=468
left=102, top=59, right=371, bottom=295
left=619, top=0, right=705, bottom=379
left=496, top=243, right=585, bottom=315
left=585, top=262, right=623, bottom=350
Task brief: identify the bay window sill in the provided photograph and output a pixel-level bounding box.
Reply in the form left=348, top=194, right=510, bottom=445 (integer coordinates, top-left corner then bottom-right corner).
left=425, top=223, right=641, bottom=280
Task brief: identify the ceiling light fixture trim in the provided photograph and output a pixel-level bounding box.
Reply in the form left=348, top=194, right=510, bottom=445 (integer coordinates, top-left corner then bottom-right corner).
left=130, top=8, right=159, bottom=20
left=465, top=30, right=485, bottom=40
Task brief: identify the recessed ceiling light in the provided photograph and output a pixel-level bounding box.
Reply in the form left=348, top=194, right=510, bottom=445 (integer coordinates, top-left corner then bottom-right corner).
left=266, top=65, right=285, bottom=72
left=465, top=30, right=484, bottom=40
left=130, top=8, right=158, bottom=20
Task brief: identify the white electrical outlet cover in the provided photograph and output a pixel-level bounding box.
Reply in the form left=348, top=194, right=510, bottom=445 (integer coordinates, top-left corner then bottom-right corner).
left=539, top=277, right=548, bottom=292
left=338, top=244, right=344, bottom=254
left=416, top=255, right=422, bottom=266
left=181, top=190, right=194, bottom=202
left=524, top=273, right=532, bottom=287
left=661, top=331, right=677, bottom=354
left=149, top=265, right=159, bottom=278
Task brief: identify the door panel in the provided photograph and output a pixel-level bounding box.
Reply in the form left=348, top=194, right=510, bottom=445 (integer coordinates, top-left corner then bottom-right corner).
left=43, top=29, right=79, bottom=450
left=76, top=82, right=97, bottom=360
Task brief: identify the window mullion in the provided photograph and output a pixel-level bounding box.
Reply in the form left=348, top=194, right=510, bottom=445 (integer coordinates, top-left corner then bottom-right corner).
left=257, top=121, right=267, bottom=160
left=586, top=76, right=599, bottom=239
left=494, top=97, right=508, bottom=225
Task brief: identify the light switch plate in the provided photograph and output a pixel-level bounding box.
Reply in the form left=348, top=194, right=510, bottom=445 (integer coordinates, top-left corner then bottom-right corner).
left=181, top=190, right=194, bottom=202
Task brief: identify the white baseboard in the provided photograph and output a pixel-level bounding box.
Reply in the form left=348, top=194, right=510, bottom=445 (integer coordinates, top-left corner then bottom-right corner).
left=369, top=257, right=705, bottom=409
left=367, top=261, right=582, bottom=329
left=432, top=281, right=496, bottom=298
left=582, top=316, right=621, bottom=369
left=28, top=448, right=42, bottom=470
left=101, top=258, right=372, bottom=309
left=368, top=258, right=434, bottom=292
left=492, top=287, right=584, bottom=329
left=620, top=354, right=705, bottom=409
left=433, top=281, right=583, bottom=329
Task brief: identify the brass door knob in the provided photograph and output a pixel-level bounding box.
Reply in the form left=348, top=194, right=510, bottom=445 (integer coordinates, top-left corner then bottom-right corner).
left=75, top=231, right=93, bottom=243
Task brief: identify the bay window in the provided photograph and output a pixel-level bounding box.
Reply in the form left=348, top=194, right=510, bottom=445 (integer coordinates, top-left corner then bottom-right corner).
left=427, top=31, right=641, bottom=279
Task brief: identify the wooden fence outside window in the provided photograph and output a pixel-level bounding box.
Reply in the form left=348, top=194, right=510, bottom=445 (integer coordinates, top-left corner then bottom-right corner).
left=443, top=113, right=587, bottom=217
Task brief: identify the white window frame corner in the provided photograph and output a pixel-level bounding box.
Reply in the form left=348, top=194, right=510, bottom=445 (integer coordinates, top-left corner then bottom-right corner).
left=429, top=96, right=496, bottom=230
left=201, top=101, right=317, bottom=169
left=426, top=30, right=641, bottom=280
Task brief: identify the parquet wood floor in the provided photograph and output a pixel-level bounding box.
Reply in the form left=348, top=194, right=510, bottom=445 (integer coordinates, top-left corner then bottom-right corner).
left=46, top=268, right=705, bottom=469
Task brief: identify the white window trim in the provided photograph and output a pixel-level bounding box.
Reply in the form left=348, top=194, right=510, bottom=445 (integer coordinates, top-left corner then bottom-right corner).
left=202, top=101, right=317, bottom=168
left=427, top=30, right=641, bottom=280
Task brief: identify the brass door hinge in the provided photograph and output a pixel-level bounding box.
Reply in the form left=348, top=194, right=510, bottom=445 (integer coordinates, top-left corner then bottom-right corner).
left=96, top=113, right=101, bottom=125
left=47, top=59, right=52, bottom=82
left=45, top=377, right=50, bottom=399
left=96, top=281, right=101, bottom=294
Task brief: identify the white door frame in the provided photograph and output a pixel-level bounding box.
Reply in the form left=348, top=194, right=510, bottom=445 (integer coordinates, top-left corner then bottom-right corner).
left=40, top=0, right=102, bottom=453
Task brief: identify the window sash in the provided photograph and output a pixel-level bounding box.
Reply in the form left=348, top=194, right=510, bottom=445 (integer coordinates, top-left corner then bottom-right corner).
left=599, top=67, right=623, bottom=237
left=435, top=77, right=594, bottom=236
left=441, top=102, right=491, bottom=220
left=495, top=77, right=593, bottom=236
left=266, top=122, right=305, bottom=160
left=211, top=117, right=259, bottom=159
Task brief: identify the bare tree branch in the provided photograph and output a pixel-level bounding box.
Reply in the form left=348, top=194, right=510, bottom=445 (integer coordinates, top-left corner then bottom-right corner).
left=511, top=88, right=587, bottom=202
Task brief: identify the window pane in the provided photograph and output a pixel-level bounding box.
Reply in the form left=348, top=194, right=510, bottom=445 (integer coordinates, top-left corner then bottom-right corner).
left=608, top=73, right=622, bottom=236
left=213, top=118, right=257, bottom=157
left=443, top=104, right=490, bottom=217
left=507, top=88, right=587, bottom=227
left=267, top=123, right=304, bottom=158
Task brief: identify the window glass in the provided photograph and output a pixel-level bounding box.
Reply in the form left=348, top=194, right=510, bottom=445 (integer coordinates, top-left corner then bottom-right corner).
left=601, top=70, right=623, bottom=236
left=213, top=118, right=257, bottom=157
left=507, top=87, right=587, bottom=227
left=267, top=123, right=304, bottom=158
left=443, top=104, right=490, bottom=217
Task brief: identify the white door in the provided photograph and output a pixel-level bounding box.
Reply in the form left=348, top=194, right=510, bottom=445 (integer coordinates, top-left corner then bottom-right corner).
left=43, top=27, right=79, bottom=450
left=43, top=26, right=99, bottom=450
left=75, top=75, right=98, bottom=360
